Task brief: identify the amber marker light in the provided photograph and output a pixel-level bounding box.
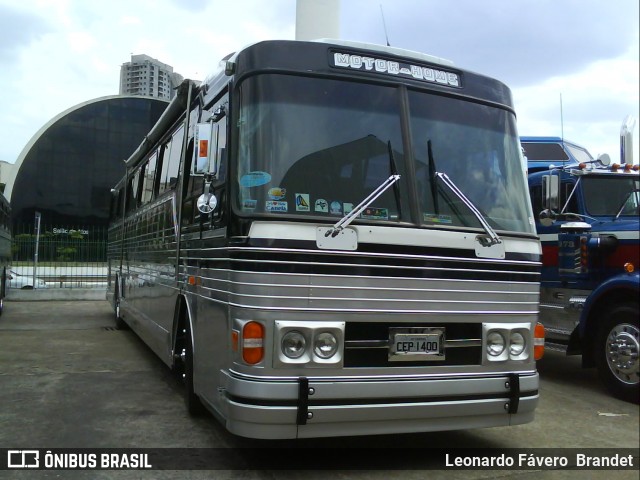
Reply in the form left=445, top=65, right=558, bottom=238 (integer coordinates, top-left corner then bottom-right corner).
left=231, top=330, right=239, bottom=352
left=534, top=323, right=545, bottom=360
left=242, top=322, right=265, bottom=364
left=624, top=262, right=635, bottom=273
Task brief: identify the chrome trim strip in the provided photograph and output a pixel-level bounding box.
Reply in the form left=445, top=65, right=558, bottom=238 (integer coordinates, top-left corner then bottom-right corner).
left=188, top=255, right=541, bottom=275
left=193, top=266, right=540, bottom=286
left=345, top=339, right=482, bottom=349
left=227, top=368, right=538, bottom=383
left=188, top=245, right=541, bottom=266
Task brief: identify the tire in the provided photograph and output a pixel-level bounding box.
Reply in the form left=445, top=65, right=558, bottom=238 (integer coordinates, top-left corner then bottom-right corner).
left=595, top=303, right=639, bottom=403
left=0, top=267, right=6, bottom=316
left=181, top=322, right=206, bottom=416
left=114, top=278, right=128, bottom=330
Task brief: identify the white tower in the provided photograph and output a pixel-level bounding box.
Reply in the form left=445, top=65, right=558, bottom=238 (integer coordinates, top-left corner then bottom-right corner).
left=295, top=0, right=340, bottom=41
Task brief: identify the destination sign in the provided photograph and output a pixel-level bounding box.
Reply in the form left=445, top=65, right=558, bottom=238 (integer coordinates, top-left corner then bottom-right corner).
left=331, top=51, right=461, bottom=87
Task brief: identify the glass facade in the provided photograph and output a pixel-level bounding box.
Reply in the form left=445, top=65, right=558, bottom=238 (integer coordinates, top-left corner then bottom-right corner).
left=10, top=97, right=167, bottom=235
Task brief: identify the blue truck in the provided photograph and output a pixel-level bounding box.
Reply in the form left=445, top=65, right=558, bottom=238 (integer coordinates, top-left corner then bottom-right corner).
left=522, top=130, right=639, bottom=403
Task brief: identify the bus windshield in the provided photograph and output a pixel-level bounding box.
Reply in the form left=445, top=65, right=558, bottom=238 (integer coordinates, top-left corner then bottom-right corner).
left=235, top=74, right=534, bottom=234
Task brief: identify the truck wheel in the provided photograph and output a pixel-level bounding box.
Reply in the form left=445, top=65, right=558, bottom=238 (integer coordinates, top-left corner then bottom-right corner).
left=181, top=323, right=206, bottom=416
left=596, top=303, right=639, bottom=403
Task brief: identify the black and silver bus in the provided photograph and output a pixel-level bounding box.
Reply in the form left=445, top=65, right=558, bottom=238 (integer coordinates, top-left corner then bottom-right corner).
left=107, top=39, right=544, bottom=439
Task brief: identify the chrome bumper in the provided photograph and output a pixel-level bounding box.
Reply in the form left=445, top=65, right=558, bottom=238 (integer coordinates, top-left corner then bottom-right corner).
left=219, top=370, right=539, bottom=439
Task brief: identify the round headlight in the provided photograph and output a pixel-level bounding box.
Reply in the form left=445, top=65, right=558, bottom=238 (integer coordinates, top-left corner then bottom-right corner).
left=314, top=332, right=338, bottom=359
left=487, top=331, right=506, bottom=356
left=510, top=332, right=526, bottom=356
left=282, top=331, right=306, bottom=359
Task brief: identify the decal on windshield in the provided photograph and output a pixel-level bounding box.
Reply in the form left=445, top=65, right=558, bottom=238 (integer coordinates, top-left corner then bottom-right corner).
left=361, top=207, right=389, bottom=220
left=423, top=213, right=453, bottom=224
left=268, top=187, right=286, bottom=200
left=295, top=193, right=310, bottom=212
left=240, top=171, right=272, bottom=187
left=330, top=201, right=342, bottom=215
left=314, top=199, right=328, bottom=213
left=265, top=201, right=288, bottom=213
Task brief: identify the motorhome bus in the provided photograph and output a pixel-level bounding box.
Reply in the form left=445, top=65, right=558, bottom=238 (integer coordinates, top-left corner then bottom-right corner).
left=107, top=39, right=544, bottom=439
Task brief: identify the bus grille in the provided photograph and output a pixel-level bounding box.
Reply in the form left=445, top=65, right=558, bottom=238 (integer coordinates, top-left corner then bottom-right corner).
left=344, top=322, right=482, bottom=367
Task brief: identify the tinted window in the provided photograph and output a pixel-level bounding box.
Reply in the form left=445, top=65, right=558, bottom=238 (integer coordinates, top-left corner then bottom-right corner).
left=158, top=125, right=184, bottom=195
left=521, top=143, right=569, bottom=161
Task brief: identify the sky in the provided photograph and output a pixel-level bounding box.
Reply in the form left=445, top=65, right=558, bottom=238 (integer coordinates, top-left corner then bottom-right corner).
left=0, top=0, right=638, bottom=166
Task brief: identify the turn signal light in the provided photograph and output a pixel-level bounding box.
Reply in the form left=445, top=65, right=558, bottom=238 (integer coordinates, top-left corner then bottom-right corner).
left=534, top=322, right=545, bottom=360
left=624, top=262, right=635, bottom=273
left=242, top=322, right=264, bottom=364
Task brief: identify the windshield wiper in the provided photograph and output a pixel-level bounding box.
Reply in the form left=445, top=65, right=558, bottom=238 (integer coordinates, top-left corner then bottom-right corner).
left=614, top=188, right=640, bottom=221
left=325, top=174, right=401, bottom=237
left=427, top=140, right=439, bottom=214
left=387, top=140, right=402, bottom=219
left=436, top=172, right=502, bottom=246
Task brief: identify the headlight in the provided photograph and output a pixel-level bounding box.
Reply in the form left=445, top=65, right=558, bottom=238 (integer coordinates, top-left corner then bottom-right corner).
left=486, top=331, right=506, bottom=356
left=282, top=331, right=306, bottom=359
left=314, top=332, right=338, bottom=359
left=509, top=332, right=526, bottom=356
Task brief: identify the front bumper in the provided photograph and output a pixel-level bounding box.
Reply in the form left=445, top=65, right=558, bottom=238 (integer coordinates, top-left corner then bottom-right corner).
left=219, top=370, right=539, bottom=439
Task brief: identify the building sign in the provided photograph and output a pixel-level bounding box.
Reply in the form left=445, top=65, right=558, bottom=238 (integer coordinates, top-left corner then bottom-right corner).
left=53, top=228, right=89, bottom=236
left=331, top=51, right=461, bottom=87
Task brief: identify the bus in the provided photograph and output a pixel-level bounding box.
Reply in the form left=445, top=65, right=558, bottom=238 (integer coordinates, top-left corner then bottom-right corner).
left=0, top=193, right=10, bottom=315
left=107, top=39, right=544, bottom=439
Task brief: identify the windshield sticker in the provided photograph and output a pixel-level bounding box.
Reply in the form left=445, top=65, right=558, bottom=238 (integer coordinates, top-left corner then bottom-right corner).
left=330, top=201, right=342, bottom=215
left=423, top=214, right=453, bottom=224
left=314, top=199, right=328, bottom=213
left=361, top=207, right=389, bottom=220
left=344, top=202, right=354, bottom=215
left=331, top=51, right=460, bottom=88
left=240, top=171, right=271, bottom=187
left=268, top=187, right=286, bottom=200
left=295, top=193, right=310, bottom=212
left=242, top=199, right=257, bottom=210
left=265, top=201, right=288, bottom=213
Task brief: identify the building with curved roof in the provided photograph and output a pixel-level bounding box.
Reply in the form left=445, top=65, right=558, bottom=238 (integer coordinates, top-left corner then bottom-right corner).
left=5, top=96, right=168, bottom=235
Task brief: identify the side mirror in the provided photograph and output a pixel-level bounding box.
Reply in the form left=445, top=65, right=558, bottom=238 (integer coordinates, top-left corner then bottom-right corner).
left=542, top=174, right=560, bottom=211
left=197, top=191, right=218, bottom=214
left=193, top=123, right=215, bottom=175
left=539, top=209, right=556, bottom=227
left=597, top=153, right=611, bottom=166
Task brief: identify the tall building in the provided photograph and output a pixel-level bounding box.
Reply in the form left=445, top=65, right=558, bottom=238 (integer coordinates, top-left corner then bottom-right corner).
left=119, top=54, right=184, bottom=101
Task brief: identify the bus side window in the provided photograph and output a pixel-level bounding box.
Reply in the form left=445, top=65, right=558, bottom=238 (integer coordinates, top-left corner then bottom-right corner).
left=141, top=150, right=159, bottom=204
left=159, top=124, right=185, bottom=195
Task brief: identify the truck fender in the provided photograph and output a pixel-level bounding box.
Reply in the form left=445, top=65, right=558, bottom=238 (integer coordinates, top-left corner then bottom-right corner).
left=576, top=271, right=640, bottom=367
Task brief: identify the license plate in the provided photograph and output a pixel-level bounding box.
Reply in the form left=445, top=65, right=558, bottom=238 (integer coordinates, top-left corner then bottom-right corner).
left=389, top=327, right=445, bottom=361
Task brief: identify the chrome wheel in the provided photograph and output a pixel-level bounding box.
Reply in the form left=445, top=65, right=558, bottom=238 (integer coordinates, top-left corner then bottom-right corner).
left=605, top=322, right=640, bottom=386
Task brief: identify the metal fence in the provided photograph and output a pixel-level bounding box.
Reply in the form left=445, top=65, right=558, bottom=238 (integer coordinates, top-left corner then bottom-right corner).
left=9, top=225, right=108, bottom=289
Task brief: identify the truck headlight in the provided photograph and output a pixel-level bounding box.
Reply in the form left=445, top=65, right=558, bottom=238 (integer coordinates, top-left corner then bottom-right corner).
left=487, top=331, right=506, bottom=356
left=314, top=332, right=338, bottom=359
left=282, top=331, right=306, bottom=359
left=509, top=332, right=526, bottom=356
